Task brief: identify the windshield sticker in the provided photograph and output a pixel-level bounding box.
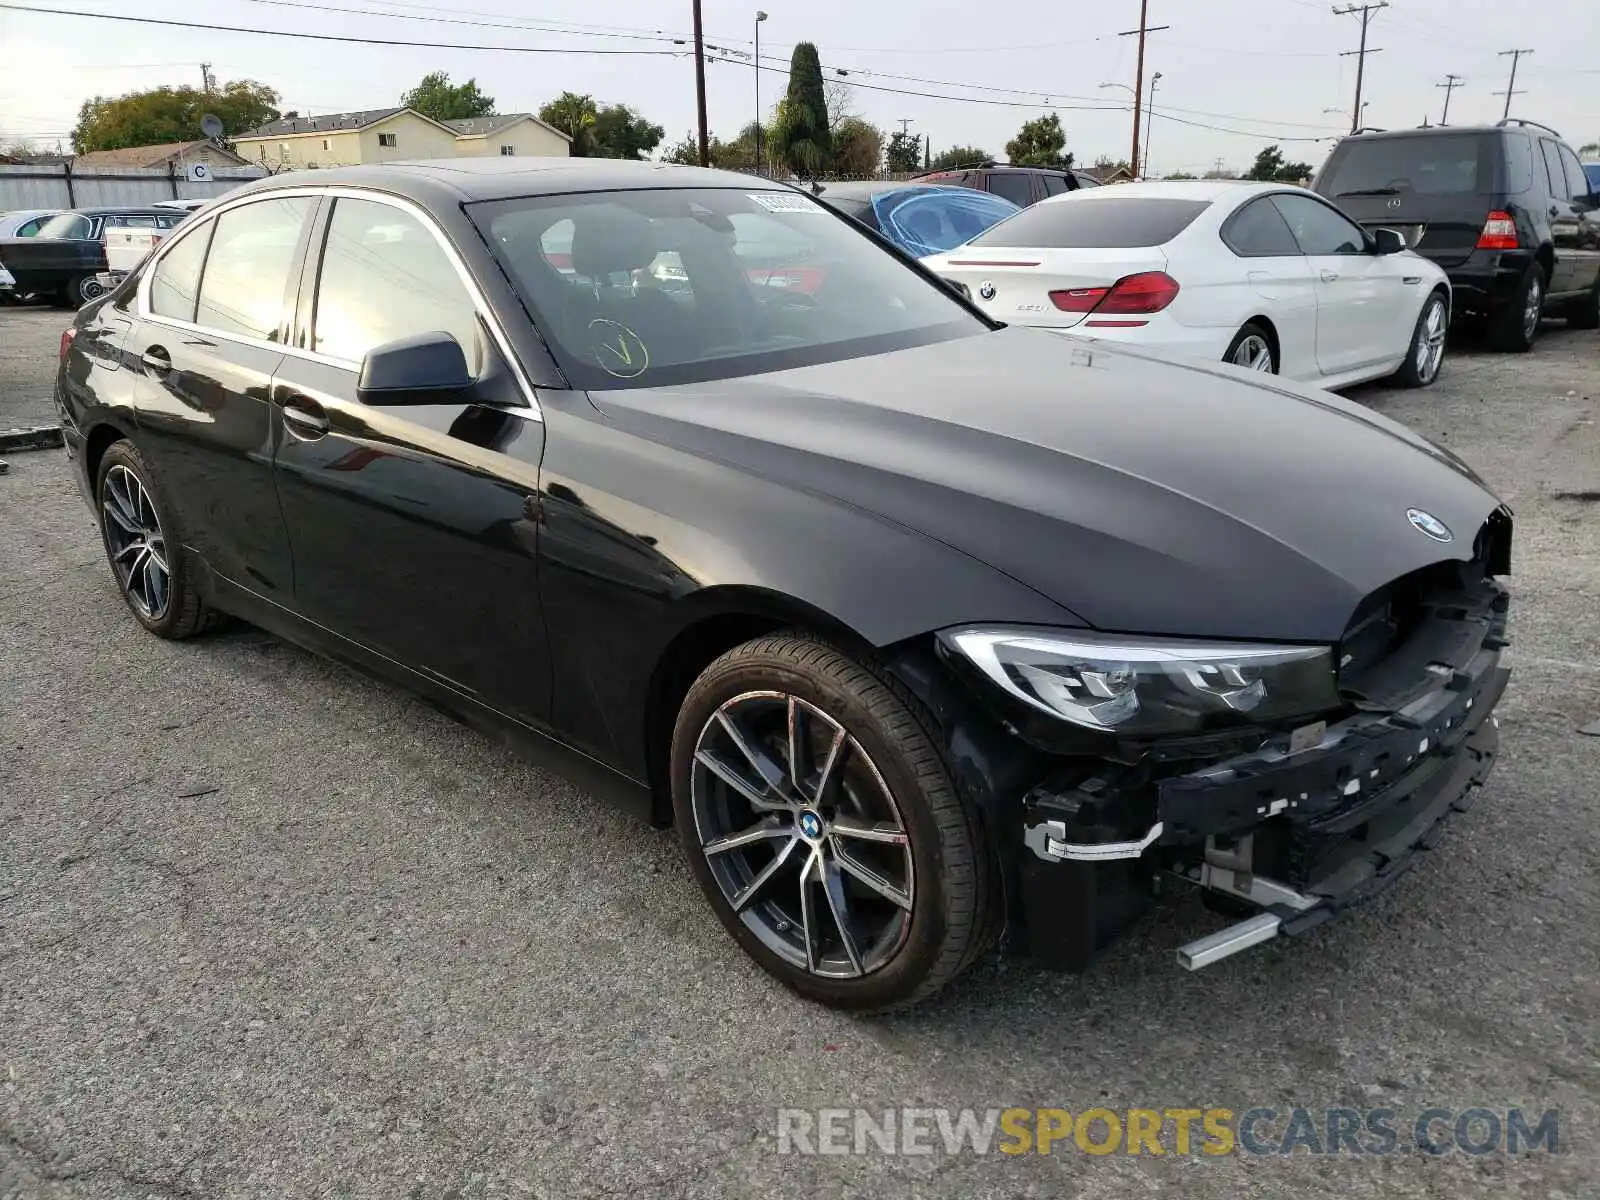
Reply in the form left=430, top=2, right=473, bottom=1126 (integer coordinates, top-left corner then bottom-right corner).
left=749, top=193, right=823, bottom=214
left=588, top=319, right=650, bottom=379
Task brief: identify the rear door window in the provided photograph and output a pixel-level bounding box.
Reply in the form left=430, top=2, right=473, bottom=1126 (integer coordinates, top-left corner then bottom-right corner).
left=1538, top=140, right=1566, bottom=199
left=987, top=172, right=1036, bottom=207
left=1556, top=144, right=1591, bottom=204
left=1321, top=134, right=1491, bottom=197
left=37, top=213, right=95, bottom=239
left=195, top=196, right=314, bottom=341
left=1041, top=174, right=1069, bottom=197
left=969, top=197, right=1210, bottom=248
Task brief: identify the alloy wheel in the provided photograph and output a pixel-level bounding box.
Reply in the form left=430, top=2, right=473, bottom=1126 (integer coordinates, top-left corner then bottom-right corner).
left=1415, top=299, right=1446, bottom=383
left=1231, top=334, right=1274, bottom=373
left=1522, top=275, right=1542, bottom=340
left=690, top=691, right=915, bottom=979
left=101, top=464, right=171, bottom=619
left=77, top=275, right=106, bottom=305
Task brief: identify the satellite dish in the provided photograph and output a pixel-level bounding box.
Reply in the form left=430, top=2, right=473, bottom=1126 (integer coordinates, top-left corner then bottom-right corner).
left=200, top=113, right=224, bottom=139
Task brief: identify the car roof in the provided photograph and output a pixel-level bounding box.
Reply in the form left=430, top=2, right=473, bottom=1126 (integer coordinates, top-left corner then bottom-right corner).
left=1034, top=179, right=1290, bottom=205
left=60, top=206, right=183, bottom=216
left=221, top=158, right=792, bottom=208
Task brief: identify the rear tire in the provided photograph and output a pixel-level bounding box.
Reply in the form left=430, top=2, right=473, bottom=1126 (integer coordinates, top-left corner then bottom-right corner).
left=671, top=632, right=997, bottom=1011
left=1487, top=263, right=1544, bottom=352
left=1389, top=291, right=1449, bottom=388
left=1566, top=277, right=1600, bottom=330
left=57, top=273, right=105, bottom=309
left=95, top=440, right=224, bottom=640
left=1223, top=322, right=1277, bottom=374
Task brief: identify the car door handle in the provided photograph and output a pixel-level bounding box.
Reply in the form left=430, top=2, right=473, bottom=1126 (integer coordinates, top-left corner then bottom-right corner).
left=140, top=346, right=171, bottom=375
left=1320, top=270, right=1340, bottom=283
left=281, top=396, right=330, bottom=440
left=1551, top=206, right=1561, bottom=218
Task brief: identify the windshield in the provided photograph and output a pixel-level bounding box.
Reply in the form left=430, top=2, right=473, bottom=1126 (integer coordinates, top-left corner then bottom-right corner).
left=1320, top=134, right=1492, bottom=196
left=37, top=213, right=95, bottom=239
left=870, top=186, right=1020, bottom=256
left=470, top=187, right=985, bottom=390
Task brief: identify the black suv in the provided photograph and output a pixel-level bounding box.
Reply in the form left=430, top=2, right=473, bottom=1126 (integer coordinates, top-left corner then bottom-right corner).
left=1312, top=120, right=1600, bottom=350
left=914, top=163, right=1101, bottom=208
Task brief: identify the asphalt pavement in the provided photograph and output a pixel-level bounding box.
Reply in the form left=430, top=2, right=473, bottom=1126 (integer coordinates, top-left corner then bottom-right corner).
left=1, top=307, right=1596, bottom=1198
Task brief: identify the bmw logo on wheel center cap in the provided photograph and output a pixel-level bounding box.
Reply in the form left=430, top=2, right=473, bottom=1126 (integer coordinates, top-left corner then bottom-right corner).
left=1406, top=508, right=1453, bottom=542
left=798, top=810, right=824, bottom=840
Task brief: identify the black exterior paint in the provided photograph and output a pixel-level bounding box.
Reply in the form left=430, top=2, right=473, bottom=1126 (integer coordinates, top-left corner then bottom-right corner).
left=55, top=160, right=1511, bottom=967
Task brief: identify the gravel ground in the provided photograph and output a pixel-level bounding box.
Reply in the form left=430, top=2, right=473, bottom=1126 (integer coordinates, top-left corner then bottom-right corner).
left=2, top=308, right=1597, bottom=1199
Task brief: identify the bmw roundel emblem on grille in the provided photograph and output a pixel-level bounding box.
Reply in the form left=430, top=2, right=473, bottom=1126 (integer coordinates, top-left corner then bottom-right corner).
left=978, top=281, right=996, bottom=300
left=1407, top=508, right=1453, bottom=542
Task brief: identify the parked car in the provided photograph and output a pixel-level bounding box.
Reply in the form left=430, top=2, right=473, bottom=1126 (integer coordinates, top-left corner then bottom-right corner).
left=1312, top=120, right=1600, bottom=350
left=153, top=198, right=212, bottom=213
left=813, top=181, right=1020, bottom=256
left=924, top=180, right=1454, bottom=390
left=0, top=206, right=186, bottom=306
left=1585, top=160, right=1600, bottom=194
left=59, top=160, right=1511, bottom=1010
left=0, top=208, right=61, bottom=238
left=915, top=162, right=1102, bottom=208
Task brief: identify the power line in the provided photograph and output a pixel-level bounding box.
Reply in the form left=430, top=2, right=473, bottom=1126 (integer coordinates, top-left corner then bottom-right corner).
left=1332, top=2, right=1387, bottom=133
left=0, top=3, right=689, bottom=54
left=1496, top=49, right=1533, bottom=120
left=1435, top=73, right=1463, bottom=125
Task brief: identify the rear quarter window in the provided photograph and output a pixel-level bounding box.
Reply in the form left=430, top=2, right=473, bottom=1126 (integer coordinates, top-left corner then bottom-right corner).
left=969, top=197, right=1211, bottom=248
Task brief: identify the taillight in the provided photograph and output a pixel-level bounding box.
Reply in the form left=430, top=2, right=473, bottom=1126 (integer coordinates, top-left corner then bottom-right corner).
left=1049, top=271, right=1180, bottom=323
left=59, top=328, right=77, bottom=363
left=1477, top=210, right=1518, bottom=250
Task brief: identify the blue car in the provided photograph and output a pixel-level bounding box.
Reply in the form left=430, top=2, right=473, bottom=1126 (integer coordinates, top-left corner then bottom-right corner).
left=813, top=181, right=1020, bottom=257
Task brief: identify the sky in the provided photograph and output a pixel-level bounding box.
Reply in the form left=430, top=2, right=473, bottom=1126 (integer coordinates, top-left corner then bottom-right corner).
left=0, top=0, right=1595, bottom=173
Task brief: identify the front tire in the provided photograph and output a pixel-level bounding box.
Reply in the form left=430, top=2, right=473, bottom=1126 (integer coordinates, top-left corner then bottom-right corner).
left=96, top=441, right=222, bottom=639
left=1223, top=322, right=1277, bottom=374
left=671, top=633, right=996, bottom=1011
left=1389, top=291, right=1449, bottom=388
left=1487, top=263, right=1544, bottom=352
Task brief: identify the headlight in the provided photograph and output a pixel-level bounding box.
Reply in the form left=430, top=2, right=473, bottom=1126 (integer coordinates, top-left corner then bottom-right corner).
left=938, top=627, right=1339, bottom=737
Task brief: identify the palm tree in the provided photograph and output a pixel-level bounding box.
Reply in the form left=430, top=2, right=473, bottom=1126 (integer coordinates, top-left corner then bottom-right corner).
left=539, top=92, right=598, bottom=156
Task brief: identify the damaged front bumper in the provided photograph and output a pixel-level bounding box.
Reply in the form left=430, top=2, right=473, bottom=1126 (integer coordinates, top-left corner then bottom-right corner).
left=1017, top=579, right=1510, bottom=972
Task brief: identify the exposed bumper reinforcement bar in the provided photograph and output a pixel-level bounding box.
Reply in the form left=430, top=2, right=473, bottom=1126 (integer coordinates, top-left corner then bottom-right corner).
left=1024, top=819, right=1165, bottom=863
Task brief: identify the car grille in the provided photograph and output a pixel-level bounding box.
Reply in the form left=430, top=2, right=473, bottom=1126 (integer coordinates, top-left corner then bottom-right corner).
left=1336, top=509, right=1512, bottom=713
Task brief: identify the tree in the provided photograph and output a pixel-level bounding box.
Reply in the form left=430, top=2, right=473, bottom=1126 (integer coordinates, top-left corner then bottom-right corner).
left=1202, top=165, right=1239, bottom=179
left=400, top=72, right=495, bottom=122
left=1245, top=144, right=1314, bottom=183
left=71, top=80, right=281, bottom=153
left=928, top=145, right=989, bottom=172
left=885, top=131, right=922, bottom=174
left=825, top=76, right=858, bottom=136
left=832, top=117, right=883, bottom=176
left=539, top=92, right=599, bottom=156
left=1005, top=112, right=1073, bottom=169
left=769, top=42, right=831, bottom=178
left=1580, top=140, right=1599, bottom=157
left=1163, top=171, right=1197, bottom=180
left=661, top=129, right=744, bottom=169
left=591, top=104, right=664, bottom=160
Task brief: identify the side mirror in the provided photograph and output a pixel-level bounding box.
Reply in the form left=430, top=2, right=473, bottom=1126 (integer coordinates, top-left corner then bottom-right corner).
left=356, top=331, right=471, bottom=405
left=1371, top=227, right=1406, bottom=255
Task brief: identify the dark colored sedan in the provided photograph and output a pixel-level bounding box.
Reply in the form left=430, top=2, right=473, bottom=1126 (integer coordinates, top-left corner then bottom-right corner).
left=57, top=159, right=1512, bottom=1011
left=813, top=181, right=1020, bottom=257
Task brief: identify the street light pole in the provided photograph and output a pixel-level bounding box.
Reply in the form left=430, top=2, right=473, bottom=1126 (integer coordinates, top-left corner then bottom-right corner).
left=754, top=11, right=768, bottom=174
left=1143, top=71, right=1161, bottom=178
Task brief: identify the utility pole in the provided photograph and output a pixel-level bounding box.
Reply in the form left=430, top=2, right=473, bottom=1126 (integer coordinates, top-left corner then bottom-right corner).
left=692, top=0, right=710, bottom=166
left=1332, top=2, right=1387, bottom=133
left=897, top=118, right=913, bottom=136
left=199, top=62, right=213, bottom=94
left=1119, top=1, right=1169, bottom=178
left=1495, top=49, right=1532, bottom=120
left=1435, top=73, right=1463, bottom=125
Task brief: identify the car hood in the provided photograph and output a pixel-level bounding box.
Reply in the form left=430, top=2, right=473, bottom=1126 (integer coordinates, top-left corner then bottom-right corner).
left=590, top=327, right=1505, bottom=643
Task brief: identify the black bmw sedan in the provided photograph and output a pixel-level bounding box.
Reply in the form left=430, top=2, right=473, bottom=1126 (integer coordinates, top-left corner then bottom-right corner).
left=56, top=159, right=1511, bottom=1010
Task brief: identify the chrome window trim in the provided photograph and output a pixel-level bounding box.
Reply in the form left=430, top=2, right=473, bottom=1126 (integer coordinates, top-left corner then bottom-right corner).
left=135, top=184, right=543, bottom=420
